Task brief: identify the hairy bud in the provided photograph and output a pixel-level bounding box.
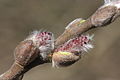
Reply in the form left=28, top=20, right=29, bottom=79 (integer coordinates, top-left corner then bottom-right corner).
left=52, top=34, right=93, bottom=68
left=26, top=30, right=54, bottom=60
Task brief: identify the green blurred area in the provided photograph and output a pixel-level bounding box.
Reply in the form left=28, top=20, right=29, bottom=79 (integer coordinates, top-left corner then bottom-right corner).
left=0, top=0, right=120, bottom=80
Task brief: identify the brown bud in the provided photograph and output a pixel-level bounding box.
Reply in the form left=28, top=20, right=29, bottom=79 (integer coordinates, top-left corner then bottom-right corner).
left=91, top=6, right=117, bottom=27
left=14, top=40, right=40, bottom=67
left=52, top=51, right=81, bottom=68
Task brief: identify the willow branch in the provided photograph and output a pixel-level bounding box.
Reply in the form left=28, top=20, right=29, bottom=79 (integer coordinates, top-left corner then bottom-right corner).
left=55, top=0, right=120, bottom=46
left=0, top=0, right=120, bottom=80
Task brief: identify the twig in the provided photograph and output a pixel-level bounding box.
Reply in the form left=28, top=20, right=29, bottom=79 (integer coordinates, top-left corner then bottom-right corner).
left=0, top=0, right=120, bottom=80
left=55, top=0, right=120, bottom=46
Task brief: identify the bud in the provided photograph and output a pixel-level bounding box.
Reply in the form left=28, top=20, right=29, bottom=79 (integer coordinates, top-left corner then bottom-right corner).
left=91, top=0, right=120, bottom=27
left=26, top=30, right=54, bottom=60
left=103, top=0, right=120, bottom=9
left=52, top=51, right=80, bottom=68
left=52, top=34, right=93, bottom=68
left=65, top=18, right=86, bottom=30
left=14, top=40, right=39, bottom=66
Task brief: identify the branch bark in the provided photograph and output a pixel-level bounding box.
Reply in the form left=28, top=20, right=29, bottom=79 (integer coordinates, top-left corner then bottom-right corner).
left=0, top=0, right=120, bottom=80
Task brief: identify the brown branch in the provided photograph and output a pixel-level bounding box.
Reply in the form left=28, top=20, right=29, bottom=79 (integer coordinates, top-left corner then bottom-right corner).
left=0, top=62, right=24, bottom=80
left=0, top=0, right=120, bottom=80
left=55, top=3, right=120, bottom=46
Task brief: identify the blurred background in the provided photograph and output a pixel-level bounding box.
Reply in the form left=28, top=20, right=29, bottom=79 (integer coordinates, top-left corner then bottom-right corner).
left=0, top=0, right=120, bottom=80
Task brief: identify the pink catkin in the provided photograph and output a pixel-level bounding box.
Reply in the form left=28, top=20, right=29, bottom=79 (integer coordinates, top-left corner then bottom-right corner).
left=35, top=31, right=53, bottom=46
left=54, top=35, right=93, bottom=53
left=26, top=31, right=54, bottom=47
left=26, top=31, right=54, bottom=59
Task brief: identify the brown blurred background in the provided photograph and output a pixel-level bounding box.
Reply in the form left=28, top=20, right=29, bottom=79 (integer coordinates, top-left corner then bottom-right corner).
left=0, top=0, right=120, bottom=80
